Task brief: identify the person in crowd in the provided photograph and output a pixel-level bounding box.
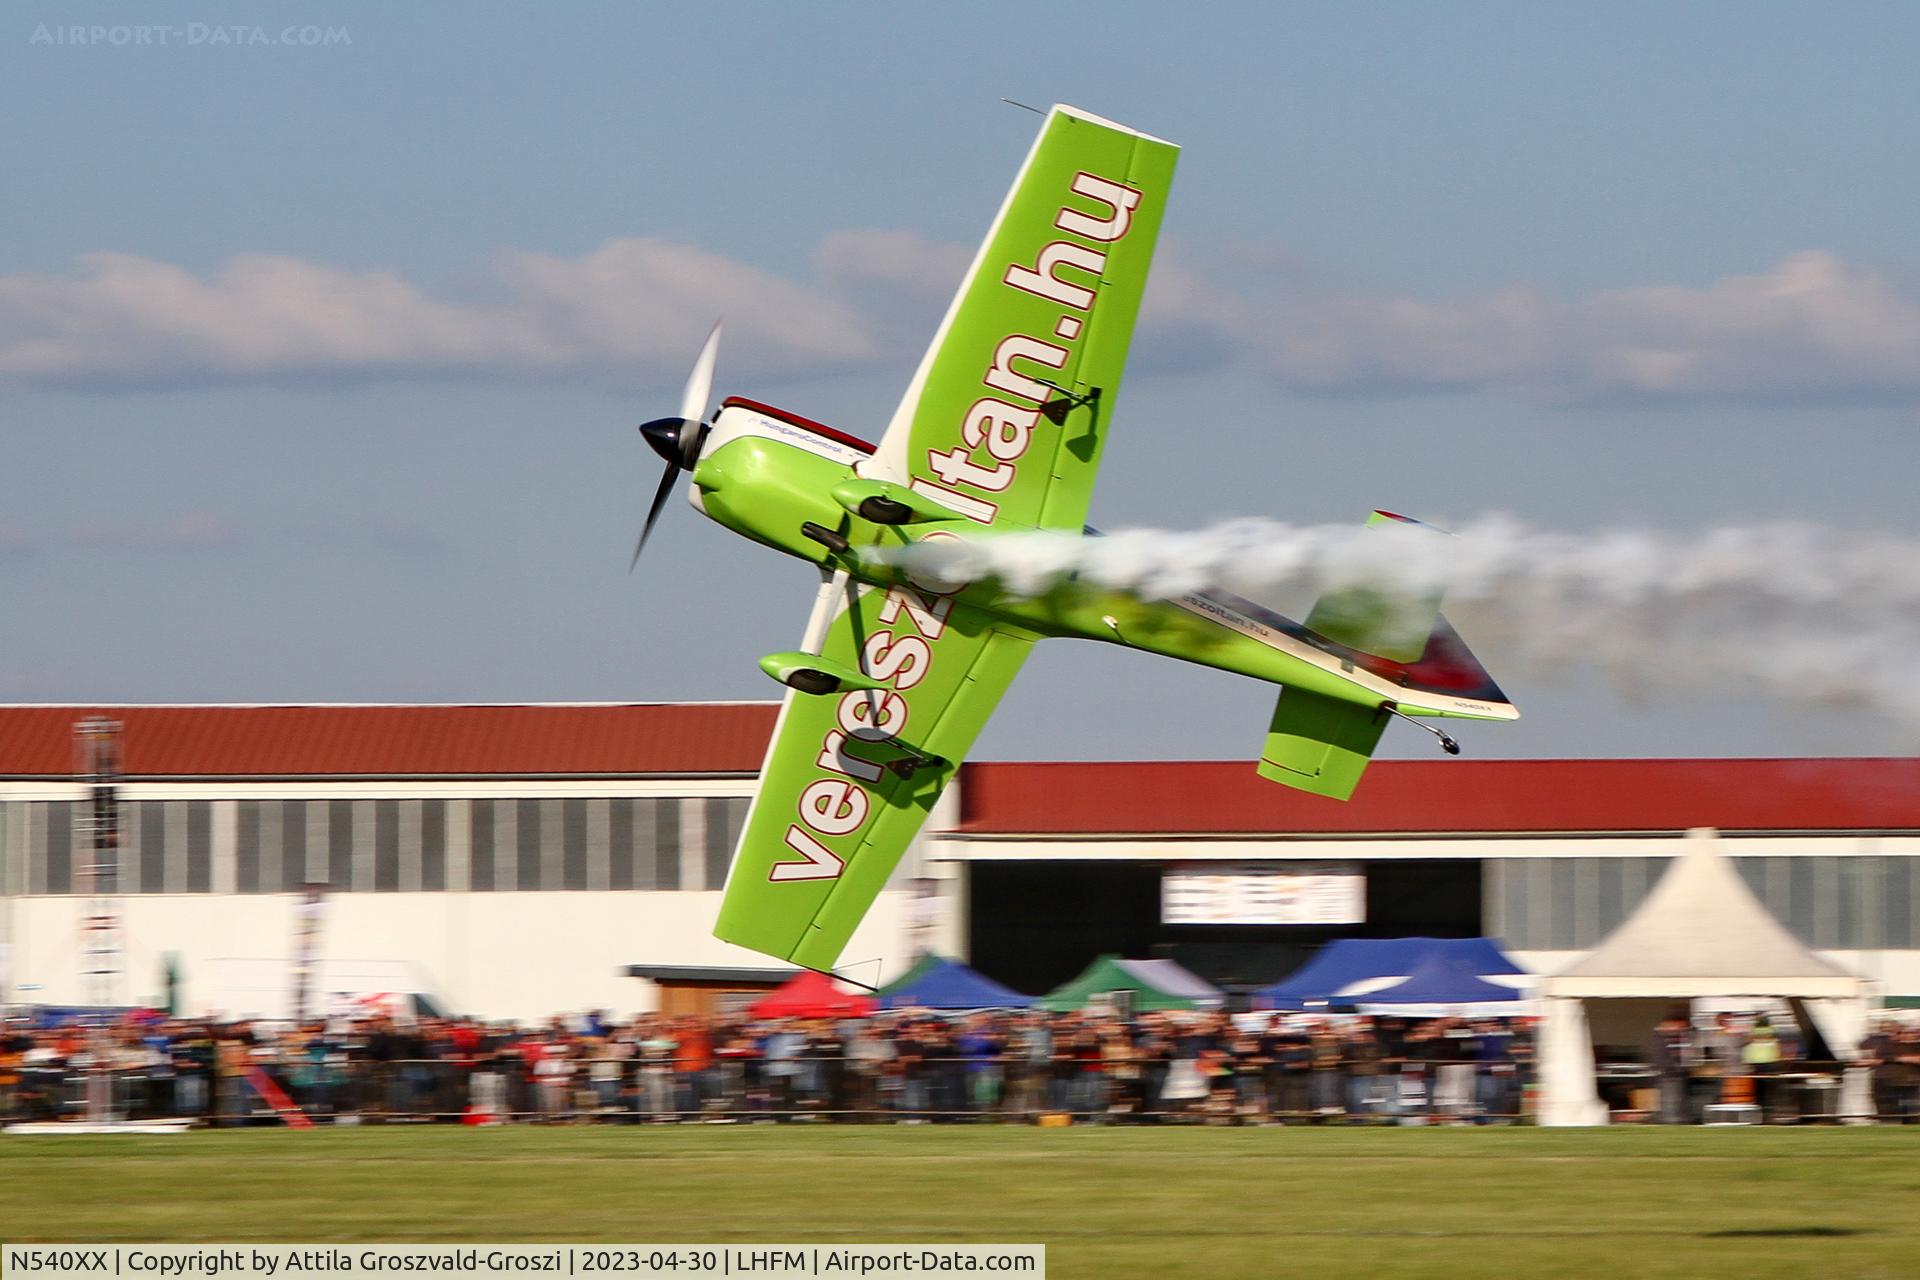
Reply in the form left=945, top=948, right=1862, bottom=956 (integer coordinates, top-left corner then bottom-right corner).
left=1156, top=1015, right=1211, bottom=1118
left=212, top=1024, right=255, bottom=1127
left=1742, top=1017, right=1784, bottom=1119
left=1860, top=1020, right=1920, bottom=1123
left=1097, top=1020, right=1139, bottom=1118
left=759, top=1019, right=802, bottom=1115
left=1062, top=1020, right=1106, bottom=1117
left=800, top=1018, right=845, bottom=1114
left=1461, top=1020, right=1511, bottom=1122
left=1115, top=1016, right=1152, bottom=1118
left=586, top=1032, right=630, bottom=1116
left=1003, top=1012, right=1049, bottom=1117
left=923, top=1019, right=965, bottom=1117
left=844, top=1017, right=892, bottom=1119
left=714, top=1028, right=756, bottom=1113
left=1397, top=1019, right=1435, bottom=1121
left=1899, top=1024, right=1920, bottom=1122
left=1651, top=1009, right=1696, bottom=1124
left=956, top=1016, right=1005, bottom=1117
left=633, top=1018, right=677, bottom=1120
left=1430, top=1019, right=1478, bottom=1122
left=892, top=1019, right=927, bottom=1119
left=1344, top=1017, right=1388, bottom=1122
left=1227, top=1025, right=1269, bottom=1123
left=1687, top=1013, right=1738, bottom=1121
left=1268, top=1016, right=1313, bottom=1122
left=1308, top=1018, right=1345, bottom=1119
left=0, top=1022, right=28, bottom=1119
left=673, top=1017, right=714, bottom=1117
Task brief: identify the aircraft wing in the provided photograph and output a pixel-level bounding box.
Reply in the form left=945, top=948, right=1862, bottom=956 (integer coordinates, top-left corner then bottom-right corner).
left=714, top=571, right=1034, bottom=971
left=866, top=106, right=1178, bottom=533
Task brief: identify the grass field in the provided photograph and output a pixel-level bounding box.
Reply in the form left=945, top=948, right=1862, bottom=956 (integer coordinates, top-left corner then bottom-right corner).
left=3, top=1126, right=1918, bottom=1279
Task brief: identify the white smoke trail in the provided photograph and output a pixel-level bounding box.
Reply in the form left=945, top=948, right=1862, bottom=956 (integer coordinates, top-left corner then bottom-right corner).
left=883, top=516, right=1920, bottom=735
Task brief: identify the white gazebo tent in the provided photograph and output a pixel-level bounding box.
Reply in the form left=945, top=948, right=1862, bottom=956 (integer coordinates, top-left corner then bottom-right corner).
left=1537, top=828, right=1874, bottom=1125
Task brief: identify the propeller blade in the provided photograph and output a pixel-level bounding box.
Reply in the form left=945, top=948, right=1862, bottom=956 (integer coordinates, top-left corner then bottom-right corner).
left=629, top=463, right=682, bottom=572
left=628, top=322, right=720, bottom=573
left=678, top=320, right=723, bottom=426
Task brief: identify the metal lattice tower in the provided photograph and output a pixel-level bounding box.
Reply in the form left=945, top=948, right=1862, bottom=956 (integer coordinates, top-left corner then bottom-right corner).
left=73, top=716, right=124, bottom=1010
left=73, top=715, right=124, bottom=1123
left=291, top=883, right=329, bottom=1024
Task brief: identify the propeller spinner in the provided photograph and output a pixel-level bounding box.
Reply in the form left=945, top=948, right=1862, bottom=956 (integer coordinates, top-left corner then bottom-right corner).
left=630, top=321, right=722, bottom=571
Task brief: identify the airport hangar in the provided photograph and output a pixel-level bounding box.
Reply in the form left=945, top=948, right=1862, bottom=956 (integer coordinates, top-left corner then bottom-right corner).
left=1, top=703, right=1916, bottom=1020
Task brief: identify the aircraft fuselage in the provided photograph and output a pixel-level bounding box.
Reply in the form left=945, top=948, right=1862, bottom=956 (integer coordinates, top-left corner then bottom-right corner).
left=688, top=400, right=1506, bottom=722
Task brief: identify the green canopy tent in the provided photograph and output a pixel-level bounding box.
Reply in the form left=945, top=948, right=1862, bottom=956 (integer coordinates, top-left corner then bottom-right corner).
left=1037, top=955, right=1224, bottom=1013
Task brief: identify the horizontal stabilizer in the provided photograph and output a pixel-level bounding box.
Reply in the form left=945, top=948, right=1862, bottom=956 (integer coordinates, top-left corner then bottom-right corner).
left=1257, top=687, right=1390, bottom=800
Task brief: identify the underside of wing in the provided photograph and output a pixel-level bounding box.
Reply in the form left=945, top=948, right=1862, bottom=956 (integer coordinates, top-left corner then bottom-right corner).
left=866, top=106, right=1179, bottom=534
left=715, top=575, right=1033, bottom=970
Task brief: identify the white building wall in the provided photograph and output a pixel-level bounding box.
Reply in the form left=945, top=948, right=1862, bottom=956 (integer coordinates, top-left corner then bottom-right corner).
left=0, top=777, right=934, bottom=1022
left=4, top=889, right=918, bottom=1023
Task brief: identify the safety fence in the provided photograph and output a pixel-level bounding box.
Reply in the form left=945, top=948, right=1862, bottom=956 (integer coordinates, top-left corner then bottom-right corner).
left=3, top=1054, right=1545, bottom=1126
left=7, top=1056, right=1890, bottom=1126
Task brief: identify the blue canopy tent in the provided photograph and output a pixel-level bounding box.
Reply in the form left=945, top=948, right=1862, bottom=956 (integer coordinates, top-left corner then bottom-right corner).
left=1353, top=951, right=1529, bottom=1016
left=1253, top=937, right=1528, bottom=1010
left=876, top=955, right=1034, bottom=1011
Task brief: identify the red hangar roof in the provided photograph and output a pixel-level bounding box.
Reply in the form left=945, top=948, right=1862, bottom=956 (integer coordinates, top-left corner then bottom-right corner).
left=956, top=758, right=1920, bottom=837
left=0, top=705, right=1913, bottom=834
left=0, top=703, right=779, bottom=779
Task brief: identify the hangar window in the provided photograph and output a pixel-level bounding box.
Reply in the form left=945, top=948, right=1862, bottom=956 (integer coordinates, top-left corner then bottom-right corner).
left=600, top=798, right=682, bottom=891
left=42, top=801, right=71, bottom=896
left=607, top=799, right=635, bottom=888
left=421, top=801, right=446, bottom=892
left=706, top=797, right=748, bottom=889
left=185, top=801, right=212, bottom=894
left=280, top=801, right=307, bottom=891
left=1485, top=852, right=1920, bottom=952
left=1736, top=856, right=1915, bottom=951
left=328, top=800, right=355, bottom=891
left=563, top=798, right=589, bottom=891
left=236, top=801, right=261, bottom=893
left=1485, top=857, right=1670, bottom=950
left=469, top=800, right=496, bottom=891
left=139, top=802, right=165, bottom=892
left=11, top=794, right=754, bottom=898
left=374, top=801, right=401, bottom=892
left=517, top=799, right=546, bottom=891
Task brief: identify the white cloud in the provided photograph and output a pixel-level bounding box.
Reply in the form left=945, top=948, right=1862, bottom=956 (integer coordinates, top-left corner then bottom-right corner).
left=5, top=236, right=1919, bottom=406
left=500, top=239, right=878, bottom=373
left=0, top=239, right=882, bottom=389
left=1252, top=250, right=1920, bottom=402
left=813, top=228, right=971, bottom=304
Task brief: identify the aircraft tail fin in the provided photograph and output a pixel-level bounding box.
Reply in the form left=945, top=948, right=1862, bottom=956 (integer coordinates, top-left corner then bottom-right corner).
left=1258, top=510, right=1516, bottom=800
left=1303, top=510, right=1441, bottom=662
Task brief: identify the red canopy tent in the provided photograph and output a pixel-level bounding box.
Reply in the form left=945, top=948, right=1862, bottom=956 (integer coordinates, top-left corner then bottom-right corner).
left=744, top=970, right=876, bottom=1019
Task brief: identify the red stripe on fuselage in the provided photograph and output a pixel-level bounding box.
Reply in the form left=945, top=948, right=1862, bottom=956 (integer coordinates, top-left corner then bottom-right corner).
left=721, top=398, right=876, bottom=456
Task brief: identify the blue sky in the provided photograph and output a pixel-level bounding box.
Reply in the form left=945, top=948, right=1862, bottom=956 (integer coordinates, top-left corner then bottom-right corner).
left=5, top=2, right=1919, bottom=761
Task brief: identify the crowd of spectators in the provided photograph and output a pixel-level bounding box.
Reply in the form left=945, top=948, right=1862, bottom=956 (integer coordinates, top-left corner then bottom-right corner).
left=1629, top=1010, right=1912, bottom=1122
left=4, top=1006, right=1913, bottom=1127
left=1, top=1009, right=1532, bottom=1126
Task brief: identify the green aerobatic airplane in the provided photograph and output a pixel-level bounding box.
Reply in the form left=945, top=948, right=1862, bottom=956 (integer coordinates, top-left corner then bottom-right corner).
left=630, top=106, right=1517, bottom=974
